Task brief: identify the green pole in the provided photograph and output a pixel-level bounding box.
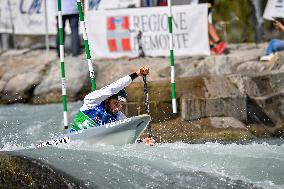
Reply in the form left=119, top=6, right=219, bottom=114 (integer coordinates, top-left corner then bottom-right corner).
left=167, top=0, right=177, bottom=113
left=57, top=0, right=68, bottom=129
left=76, top=0, right=96, bottom=91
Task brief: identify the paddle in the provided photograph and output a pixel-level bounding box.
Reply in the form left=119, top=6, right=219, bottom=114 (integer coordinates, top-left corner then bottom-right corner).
left=142, top=75, right=155, bottom=145
left=143, top=75, right=152, bottom=137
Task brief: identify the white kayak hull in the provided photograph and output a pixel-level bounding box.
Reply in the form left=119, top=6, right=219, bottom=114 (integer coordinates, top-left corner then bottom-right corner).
left=36, top=114, right=150, bottom=147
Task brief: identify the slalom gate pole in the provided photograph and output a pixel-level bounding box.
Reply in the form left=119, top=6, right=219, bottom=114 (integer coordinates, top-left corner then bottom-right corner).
left=76, top=0, right=96, bottom=91
left=143, top=75, right=152, bottom=138
left=167, top=0, right=177, bottom=114
left=57, top=0, right=68, bottom=129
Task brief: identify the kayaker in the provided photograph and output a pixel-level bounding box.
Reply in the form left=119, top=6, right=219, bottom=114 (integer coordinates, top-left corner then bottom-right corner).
left=71, top=67, right=149, bottom=132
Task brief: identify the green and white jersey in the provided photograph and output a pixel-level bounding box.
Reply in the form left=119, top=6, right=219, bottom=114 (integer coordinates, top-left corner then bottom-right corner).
left=71, top=75, right=133, bottom=132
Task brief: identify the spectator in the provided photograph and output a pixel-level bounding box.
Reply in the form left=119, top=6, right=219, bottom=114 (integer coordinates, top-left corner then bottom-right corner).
left=161, top=0, right=229, bottom=55
left=260, top=20, right=284, bottom=61
left=56, top=0, right=83, bottom=57
left=199, top=0, right=229, bottom=55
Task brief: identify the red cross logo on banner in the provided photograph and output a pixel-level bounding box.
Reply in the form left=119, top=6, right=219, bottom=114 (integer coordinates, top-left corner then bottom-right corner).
left=107, top=16, right=131, bottom=52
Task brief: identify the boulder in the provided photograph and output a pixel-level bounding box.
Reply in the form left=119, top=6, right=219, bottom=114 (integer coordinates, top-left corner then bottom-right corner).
left=271, top=51, right=284, bottom=71
left=32, top=55, right=94, bottom=104
left=0, top=80, right=5, bottom=93
left=243, top=72, right=284, bottom=97
left=158, top=43, right=268, bottom=78
left=228, top=72, right=284, bottom=126
left=1, top=72, right=42, bottom=103
left=273, top=121, right=284, bottom=137
left=125, top=80, right=176, bottom=122
left=181, top=75, right=247, bottom=122
left=0, top=153, right=90, bottom=189
left=125, top=101, right=175, bottom=122
left=145, top=117, right=253, bottom=143
left=249, top=92, right=284, bottom=125
left=210, top=117, right=247, bottom=129
left=0, top=50, right=50, bottom=103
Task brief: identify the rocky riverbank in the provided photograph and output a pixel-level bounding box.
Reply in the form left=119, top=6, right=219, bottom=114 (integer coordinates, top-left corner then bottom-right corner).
left=0, top=43, right=284, bottom=142
left=0, top=152, right=91, bottom=188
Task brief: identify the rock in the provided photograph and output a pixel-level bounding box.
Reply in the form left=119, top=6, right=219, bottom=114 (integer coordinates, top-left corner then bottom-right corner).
left=0, top=50, right=51, bottom=103
left=2, top=72, right=42, bottom=103
left=181, top=75, right=246, bottom=122
left=210, top=117, right=247, bottom=129
left=244, top=72, right=284, bottom=97
left=0, top=152, right=92, bottom=189
left=273, top=121, right=284, bottom=137
left=32, top=55, right=94, bottom=104
left=229, top=72, right=284, bottom=126
left=250, top=92, right=284, bottom=125
left=125, top=80, right=177, bottom=122
left=127, top=75, right=247, bottom=123
left=226, top=74, right=250, bottom=94
left=272, top=51, right=284, bottom=71
left=125, top=101, right=176, bottom=123
left=0, top=67, right=4, bottom=78
left=0, top=49, right=31, bottom=57
left=235, top=61, right=267, bottom=73
left=0, top=80, right=5, bottom=93
left=160, top=43, right=268, bottom=78
left=1, top=43, right=284, bottom=141
left=246, top=124, right=273, bottom=138
left=144, top=117, right=254, bottom=143
left=0, top=43, right=278, bottom=104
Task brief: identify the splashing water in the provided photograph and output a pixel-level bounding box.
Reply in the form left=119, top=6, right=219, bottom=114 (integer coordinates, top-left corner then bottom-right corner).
left=1, top=103, right=284, bottom=189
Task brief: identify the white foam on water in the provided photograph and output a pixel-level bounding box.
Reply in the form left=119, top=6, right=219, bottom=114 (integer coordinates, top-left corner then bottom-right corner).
left=57, top=140, right=282, bottom=187
left=25, top=121, right=44, bottom=135
left=0, top=142, right=26, bottom=151
left=1, top=103, right=284, bottom=189
left=4, top=137, right=282, bottom=189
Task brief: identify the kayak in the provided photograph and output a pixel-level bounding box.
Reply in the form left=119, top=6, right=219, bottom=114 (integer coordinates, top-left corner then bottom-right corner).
left=36, top=114, right=151, bottom=148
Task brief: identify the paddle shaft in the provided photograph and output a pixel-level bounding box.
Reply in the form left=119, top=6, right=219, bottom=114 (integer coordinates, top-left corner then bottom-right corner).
left=143, top=75, right=152, bottom=137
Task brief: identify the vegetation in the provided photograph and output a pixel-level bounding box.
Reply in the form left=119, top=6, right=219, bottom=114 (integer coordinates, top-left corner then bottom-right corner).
left=213, top=0, right=283, bottom=43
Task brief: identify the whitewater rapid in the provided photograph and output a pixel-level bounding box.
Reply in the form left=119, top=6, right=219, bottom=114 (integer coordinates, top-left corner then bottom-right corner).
left=1, top=103, right=284, bottom=189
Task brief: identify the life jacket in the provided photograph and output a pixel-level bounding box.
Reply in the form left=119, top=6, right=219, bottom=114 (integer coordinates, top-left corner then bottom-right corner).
left=71, top=102, right=118, bottom=132
left=83, top=102, right=118, bottom=126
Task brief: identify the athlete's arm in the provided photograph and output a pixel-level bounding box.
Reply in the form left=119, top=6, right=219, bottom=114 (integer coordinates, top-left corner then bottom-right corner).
left=83, top=75, right=132, bottom=108
left=82, top=67, right=149, bottom=109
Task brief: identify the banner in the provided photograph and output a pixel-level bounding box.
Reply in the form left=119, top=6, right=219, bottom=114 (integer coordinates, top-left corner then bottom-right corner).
left=0, top=0, right=141, bottom=35
left=263, top=0, right=284, bottom=20
left=0, top=0, right=57, bottom=34
left=86, top=4, right=210, bottom=58
left=87, top=0, right=141, bottom=11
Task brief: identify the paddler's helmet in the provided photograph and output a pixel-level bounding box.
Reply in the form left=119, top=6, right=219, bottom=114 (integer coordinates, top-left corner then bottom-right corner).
left=110, top=89, right=127, bottom=102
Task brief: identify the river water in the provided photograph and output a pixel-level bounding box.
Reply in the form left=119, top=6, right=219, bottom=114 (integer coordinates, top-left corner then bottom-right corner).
left=0, top=103, right=284, bottom=189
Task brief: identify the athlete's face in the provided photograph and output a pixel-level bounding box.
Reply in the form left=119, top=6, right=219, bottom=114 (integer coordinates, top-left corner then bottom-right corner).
left=108, top=99, right=125, bottom=114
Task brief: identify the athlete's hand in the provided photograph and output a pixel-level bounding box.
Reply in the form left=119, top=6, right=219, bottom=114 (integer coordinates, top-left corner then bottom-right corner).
left=143, top=137, right=155, bottom=146
left=136, top=66, right=149, bottom=76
